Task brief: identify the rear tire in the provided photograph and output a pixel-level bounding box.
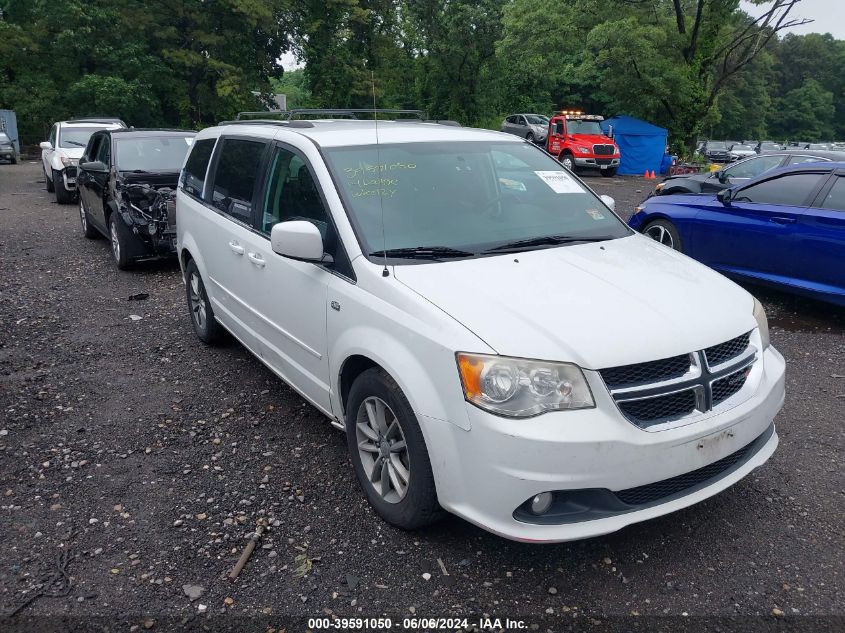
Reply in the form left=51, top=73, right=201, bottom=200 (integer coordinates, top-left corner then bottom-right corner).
left=53, top=169, right=73, bottom=204
left=80, top=198, right=98, bottom=239
left=184, top=259, right=224, bottom=344
left=346, top=368, right=443, bottom=530
left=642, top=219, right=683, bottom=252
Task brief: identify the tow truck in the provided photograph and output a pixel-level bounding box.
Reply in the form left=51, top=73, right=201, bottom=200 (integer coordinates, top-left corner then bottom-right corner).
left=546, top=110, right=620, bottom=177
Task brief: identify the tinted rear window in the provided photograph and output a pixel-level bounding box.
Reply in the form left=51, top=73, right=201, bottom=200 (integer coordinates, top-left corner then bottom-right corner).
left=181, top=138, right=215, bottom=197
left=210, top=138, right=266, bottom=223
left=734, top=173, right=826, bottom=206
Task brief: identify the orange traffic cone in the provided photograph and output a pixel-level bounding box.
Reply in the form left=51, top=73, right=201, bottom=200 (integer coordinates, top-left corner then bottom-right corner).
left=650, top=170, right=657, bottom=179
left=644, top=170, right=651, bottom=179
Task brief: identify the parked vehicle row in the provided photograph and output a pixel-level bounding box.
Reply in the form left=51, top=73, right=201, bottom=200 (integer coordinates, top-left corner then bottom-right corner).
left=0, top=130, right=17, bottom=164
left=652, top=148, right=845, bottom=196
left=631, top=161, right=845, bottom=306
left=162, top=111, right=783, bottom=542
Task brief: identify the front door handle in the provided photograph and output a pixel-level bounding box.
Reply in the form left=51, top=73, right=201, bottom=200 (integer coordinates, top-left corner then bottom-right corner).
left=247, top=252, right=265, bottom=268
left=228, top=241, right=244, bottom=255
left=770, top=216, right=796, bottom=224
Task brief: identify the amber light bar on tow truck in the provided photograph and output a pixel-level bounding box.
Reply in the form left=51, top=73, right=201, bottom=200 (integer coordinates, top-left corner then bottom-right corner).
left=557, top=110, right=604, bottom=121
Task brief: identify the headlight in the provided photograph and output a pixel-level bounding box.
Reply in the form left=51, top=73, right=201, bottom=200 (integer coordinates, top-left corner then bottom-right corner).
left=60, top=156, right=78, bottom=167
left=753, top=298, right=770, bottom=350
left=576, top=146, right=590, bottom=154
left=456, top=353, right=594, bottom=418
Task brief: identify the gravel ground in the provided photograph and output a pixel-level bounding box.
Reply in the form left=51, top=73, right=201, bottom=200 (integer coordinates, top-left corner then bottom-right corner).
left=1, top=162, right=843, bottom=631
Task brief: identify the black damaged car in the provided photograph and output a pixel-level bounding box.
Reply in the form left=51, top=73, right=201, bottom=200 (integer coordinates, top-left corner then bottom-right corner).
left=77, top=129, right=196, bottom=269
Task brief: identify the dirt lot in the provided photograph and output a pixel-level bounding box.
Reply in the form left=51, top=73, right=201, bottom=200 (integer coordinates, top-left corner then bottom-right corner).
left=1, top=162, right=843, bottom=631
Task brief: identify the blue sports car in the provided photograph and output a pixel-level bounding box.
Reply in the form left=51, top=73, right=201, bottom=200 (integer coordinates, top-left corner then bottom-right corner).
left=629, top=162, right=845, bottom=306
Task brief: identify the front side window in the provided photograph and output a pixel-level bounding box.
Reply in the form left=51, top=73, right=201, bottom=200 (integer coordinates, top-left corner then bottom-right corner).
left=59, top=127, right=100, bottom=149
left=723, top=154, right=783, bottom=179
left=181, top=138, right=216, bottom=198
left=95, top=135, right=111, bottom=165
left=261, top=147, right=330, bottom=234
left=84, top=134, right=103, bottom=162
left=115, top=136, right=193, bottom=173
left=786, top=154, right=829, bottom=166
left=49, top=125, right=57, bottom=146
left=323, top=141, right=629, bottom=260
left=210, top=138, right=266, bottom=224
left=525, top=115, right=548, bottom=125
left=734, top=173, right=826, bottom=206
left=820, top=177, right=845, bottom=212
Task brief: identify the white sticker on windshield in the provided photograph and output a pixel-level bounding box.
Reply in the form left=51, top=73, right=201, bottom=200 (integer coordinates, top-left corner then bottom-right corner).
left=534, top=170, right=582, bottom=194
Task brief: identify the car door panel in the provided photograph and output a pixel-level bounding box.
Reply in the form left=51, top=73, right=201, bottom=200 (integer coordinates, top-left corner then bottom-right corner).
left=790, top=174, right=845, bottom=296
left=689, top=172, right=828, bottom=282
left=237, top=143, right=334, bottom=414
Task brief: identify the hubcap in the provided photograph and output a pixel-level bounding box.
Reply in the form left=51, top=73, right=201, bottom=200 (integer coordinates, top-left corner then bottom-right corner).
left=646, top=224, right=675, bottom=248
left=189, top=273, right=207, bottom=330
left=110, top=220, right=120, bottom=261
left=355, top=396, right=410, bottom=503
left=562, top=156, right=573, bottom=170
left=79, top=200, right=87, bottom=231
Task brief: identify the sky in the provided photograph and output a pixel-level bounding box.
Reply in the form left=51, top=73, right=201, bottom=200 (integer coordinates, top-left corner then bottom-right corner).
left=279, top=1, right=841, bottom=72
left=740, top=0, right=845, bottom=39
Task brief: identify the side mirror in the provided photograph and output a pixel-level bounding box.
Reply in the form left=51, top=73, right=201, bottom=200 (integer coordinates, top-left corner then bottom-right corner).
left=607, top=125, right=613, bottom=138
left=40, top=141, right=53, bottom=150
left=599, top=195, right=615, bottom=212
left=717, top=188, right=732, bottom=205
left=716, top=169, right=728, bottom=183
left=270, top=220, right=329, bottom=262
left=80, top=160, right=108, bottom=173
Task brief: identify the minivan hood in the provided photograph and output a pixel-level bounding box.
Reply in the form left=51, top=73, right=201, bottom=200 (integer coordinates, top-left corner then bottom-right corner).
left=393, top=234, right=755, bottom=370
left=59, top=147, right=85, bottom=159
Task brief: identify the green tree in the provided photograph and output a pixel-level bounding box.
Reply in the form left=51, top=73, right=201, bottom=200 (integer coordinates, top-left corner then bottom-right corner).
left=770, top=78, right=834, bottom=141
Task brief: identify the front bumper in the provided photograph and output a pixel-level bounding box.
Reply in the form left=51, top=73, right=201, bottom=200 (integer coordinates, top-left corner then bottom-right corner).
left=0, top=149, right=14, bottom=161
left=425, top=345, right=785, bottom=542
left=63, top=166, right=78, bottom=191
left=574, top=156, right=620, bottom=170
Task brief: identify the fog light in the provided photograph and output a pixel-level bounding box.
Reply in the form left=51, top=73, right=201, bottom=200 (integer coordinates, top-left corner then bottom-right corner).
left=148, top=223, right=157, bottom=236
left=530, top=492, right=553, bottom=515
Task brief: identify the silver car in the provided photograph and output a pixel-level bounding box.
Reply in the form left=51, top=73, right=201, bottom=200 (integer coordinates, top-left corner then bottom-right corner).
left=501, top=114, right=549, bottom=145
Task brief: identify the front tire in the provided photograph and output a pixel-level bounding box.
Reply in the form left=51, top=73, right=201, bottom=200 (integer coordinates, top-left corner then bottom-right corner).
left=346, top=368, right=443, bottom=530
left=45, top=167, right=55, bottom=192
left=80, top=198, right=98, bottom=239
left=526, top=132, right=535, bottom=144
left=560, top=152, right=575, bottom=172
left=184, top=259, right=224, bottom=344
left=108, top=213, right=132, bottom=269
left=642, top=219, right=683, bottom=252
left=53, top=169, right=73, bottom=204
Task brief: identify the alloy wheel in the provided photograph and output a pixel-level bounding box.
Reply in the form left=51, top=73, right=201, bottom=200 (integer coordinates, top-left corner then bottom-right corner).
left=561, top=155, right=574, bottom=170
left=646, top=224, right=675, bottom=248
left=189, top=272, right=207, bottom=330
left=79, top=200, right=87, bottom=232
left=355, top=396, right=410, bottom=503
left=110, top=220, right=120, bottom=261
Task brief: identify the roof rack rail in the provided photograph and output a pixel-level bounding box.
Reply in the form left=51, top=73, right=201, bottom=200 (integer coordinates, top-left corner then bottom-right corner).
left=286, top=108, right=426, bottom=120
left=68, top=117, right=127, bottom=126
left=235, top=111, right=288, bottom=121
left=219, top=119, right=315, bottom=128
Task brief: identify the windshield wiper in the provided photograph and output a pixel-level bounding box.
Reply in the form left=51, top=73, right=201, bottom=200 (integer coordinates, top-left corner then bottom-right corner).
left=64, top=140, right=87, bottom=147
left=484, top=235, right=613, bottom=253
left=369, top=246, right=476, bottom=260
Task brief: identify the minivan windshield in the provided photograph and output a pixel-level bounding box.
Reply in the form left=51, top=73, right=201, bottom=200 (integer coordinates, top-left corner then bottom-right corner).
left=115, top=136, right=194, bottom=172
left=525, top=115, right=548, bottom=125
left=323, top=141, right=629, bottom=260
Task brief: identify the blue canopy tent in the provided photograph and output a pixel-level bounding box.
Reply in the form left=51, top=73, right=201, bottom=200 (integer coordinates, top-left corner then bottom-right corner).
left=600, top=115, right=668, bottom=175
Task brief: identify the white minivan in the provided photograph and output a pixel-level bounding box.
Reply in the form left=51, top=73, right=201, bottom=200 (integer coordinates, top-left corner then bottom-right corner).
left=175, top=114, right=785, bottom=542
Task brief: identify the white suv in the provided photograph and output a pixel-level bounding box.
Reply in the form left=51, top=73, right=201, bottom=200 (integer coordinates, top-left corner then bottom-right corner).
left=40, top=118, right=125, bottom=203
left=176, top=114, right=785, bottom=542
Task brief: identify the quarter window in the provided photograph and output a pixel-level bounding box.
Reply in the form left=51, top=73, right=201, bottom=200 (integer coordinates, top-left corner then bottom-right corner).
left=210, top=138, right=266, bottom=224
left=820, top=177, right=845, bottom=211
left=734, top=173, right=825, bottom=207
left=181, top=138, right=215, bottom=198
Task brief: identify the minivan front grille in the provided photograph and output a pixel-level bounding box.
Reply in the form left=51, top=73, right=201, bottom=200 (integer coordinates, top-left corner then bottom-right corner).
left=593, top=144, right=615, bottom=155
left=618, top=390, right=697, bottom=427
left=600, top=332, right=756, bottom=431
left=600, top=354, right=691, bottom=389
left=704, top=332, right=751, bottom=367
